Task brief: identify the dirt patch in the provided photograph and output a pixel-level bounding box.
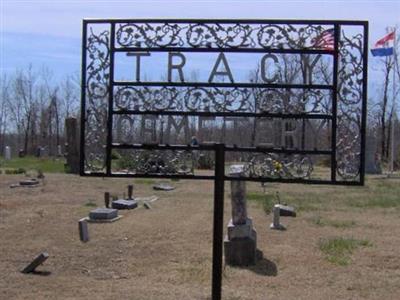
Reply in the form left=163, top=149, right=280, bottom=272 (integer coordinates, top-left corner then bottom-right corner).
left=0, top=174, right=399, bottom=299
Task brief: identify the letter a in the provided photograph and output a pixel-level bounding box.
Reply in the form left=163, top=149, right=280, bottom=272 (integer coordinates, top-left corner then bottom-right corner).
left=208, top=53, right=234, bottom=83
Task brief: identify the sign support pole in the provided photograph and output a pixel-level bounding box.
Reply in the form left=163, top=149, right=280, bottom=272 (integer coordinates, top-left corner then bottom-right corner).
left=212, top=143, right=225, bottom=300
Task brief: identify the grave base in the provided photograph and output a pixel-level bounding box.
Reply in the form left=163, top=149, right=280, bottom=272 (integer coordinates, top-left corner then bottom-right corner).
left=224, top=218, right=257, bottom=266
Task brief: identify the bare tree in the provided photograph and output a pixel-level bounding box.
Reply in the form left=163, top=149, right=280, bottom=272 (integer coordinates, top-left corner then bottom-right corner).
left=0, top=75, right=10, bottom=151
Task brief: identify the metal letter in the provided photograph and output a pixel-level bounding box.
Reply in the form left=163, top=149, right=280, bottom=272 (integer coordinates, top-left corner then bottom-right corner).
left=168, top=52, right=186, bottom=82
left=260, top=54, right=279, bottom=83
left=127, top=52, right=151, bottom=82
left=208, top=53, right=234, bottom=83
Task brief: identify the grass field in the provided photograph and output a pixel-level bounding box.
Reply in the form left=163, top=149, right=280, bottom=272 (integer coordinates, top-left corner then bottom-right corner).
left=0, top=156, right=66, bottom=173
left=0, top=172, right=400, bottom=299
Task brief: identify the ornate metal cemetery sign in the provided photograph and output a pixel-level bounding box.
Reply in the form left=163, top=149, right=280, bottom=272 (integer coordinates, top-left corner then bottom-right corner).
left=80, top=19, right=368, bottom=299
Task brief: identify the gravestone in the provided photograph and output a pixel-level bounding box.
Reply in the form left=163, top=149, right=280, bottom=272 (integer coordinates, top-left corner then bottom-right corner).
left=153, top=183, right=175, bottom=191
left=127, top=185, right=134, bottom=199
left=21, top=252, right=49, bottom=274
left=104, top=192, right=110, bottom=208
left=79, top=218, right=89, bottom=242
left=57, top=145, right=63, bottom=157
left=4, top=146, right=11, bottom=160
left=112, top=199, right=138, bottom=209
left=65, top=118, right=80, bottom=174
left=224, top=165, right=257, bottom=266
left=89, top=208, right=118, bottom=220
left=365, top=135, right=382, bottom=174
left=270, top=204, right=296, bottom=230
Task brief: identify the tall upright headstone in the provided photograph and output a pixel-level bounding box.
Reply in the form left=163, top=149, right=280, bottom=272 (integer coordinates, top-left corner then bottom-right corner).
left=224, top=165, right=257, bottom=266
left=57, top=145, right=63, bottom=157
left=4, top=146, right=11, bottom=160
left=65, top=118, right=80, bottom=174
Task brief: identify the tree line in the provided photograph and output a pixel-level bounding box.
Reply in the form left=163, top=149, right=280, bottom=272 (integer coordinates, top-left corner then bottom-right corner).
left=0, top=65, right=80, bottom=156
left=0, top=44, right=399, bottom=168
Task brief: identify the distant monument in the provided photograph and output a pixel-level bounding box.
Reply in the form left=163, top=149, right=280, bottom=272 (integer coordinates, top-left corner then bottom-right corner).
left=4, top=146, right=11, bottom=160
left=65, top=118, right=80, bottom=174
left=365, top=135, right=382, bottom=174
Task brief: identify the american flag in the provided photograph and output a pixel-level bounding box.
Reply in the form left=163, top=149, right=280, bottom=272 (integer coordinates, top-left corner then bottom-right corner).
left=312, top=28, right=335, bottom=50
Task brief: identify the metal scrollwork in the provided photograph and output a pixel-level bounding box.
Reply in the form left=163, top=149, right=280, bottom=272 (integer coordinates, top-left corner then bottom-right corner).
left=114, top=86, right=328, bottom=114
left=84, top=27, right=110, bottom=172
left=186, top=23, right=255, bottom=48
left=336, top=29, right=364, bottom=181
left=115, top=22, right=330, bottom=50
left=115, top=150, right=194, bottom=175
left=240, top=153, right=313, bottom=179
left=116, top=23, right=184, bottom=47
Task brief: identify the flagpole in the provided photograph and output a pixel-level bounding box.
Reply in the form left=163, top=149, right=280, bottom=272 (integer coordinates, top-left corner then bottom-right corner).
left=390, top=27, right=397, bottom=175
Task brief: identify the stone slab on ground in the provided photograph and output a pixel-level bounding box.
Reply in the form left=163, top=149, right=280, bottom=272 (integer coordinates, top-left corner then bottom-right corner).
left=153, top=183, right=175, bottom=191
left=276, top=204, right=296, bottom=217
left=21, top=252, right=49, bottom=274
left=89, top=208, right=118, bottom=220
left=136, top=196, right=159, bottom=202
left=112, top=199, right=138, bottom=210
left=84, top=216, right=123, bottom=223
left=20, top=179, right=39, bottom=186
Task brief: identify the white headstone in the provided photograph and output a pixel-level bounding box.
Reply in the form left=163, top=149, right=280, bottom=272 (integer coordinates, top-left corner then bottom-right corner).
left=57, top=145, right=62, bottom=156
left=5, top=146, right=11, bottom=160
left=40, top=147, right=45, bottom=157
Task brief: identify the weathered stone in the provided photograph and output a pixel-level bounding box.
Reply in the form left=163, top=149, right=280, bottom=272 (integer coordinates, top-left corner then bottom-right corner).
left=57, top=145, right=63, bottom=157
left=65, top=118, right=79, bottom=174
left=365, top=135, right=382, bottom=174
left=143, top=201, right=152, bottom=209
left=229, top=165, right=247, bottom=225
left=21, top=252, right=49, bottom=273
left=79, top=218, right=89, bottom=242
left=230, top=180, right=247, bottom=225
left=153, top=183, right=175, bottom=191
left=228, top=164, right=245, bottom=175
left=127, top=185, right=134, bottom=199
left=276, top=204, right=296, bottom=217
left=112, top=199, right=138, bottom=210
left=104, top=192, right=110, bottom=208
left=19, top=179, right=39, bottom=186
left=4, top=146, right=11, bottom=160
left=270, top=205, right=286, bottom=230
left=225, top=164, right=257, bottom=266
left=224, top=230, right=257, bottom=266
left=89, top=208, right=118, bottom=220
left=227, top=218, right=253, bottom=239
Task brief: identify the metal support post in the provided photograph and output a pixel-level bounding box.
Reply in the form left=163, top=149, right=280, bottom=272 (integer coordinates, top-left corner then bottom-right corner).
left=212, top=143, right=225, bottom=300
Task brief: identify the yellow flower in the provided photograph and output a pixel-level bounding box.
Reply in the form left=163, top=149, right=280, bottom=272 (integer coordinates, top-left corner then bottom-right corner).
left=274, top=161, right=282, bottom=171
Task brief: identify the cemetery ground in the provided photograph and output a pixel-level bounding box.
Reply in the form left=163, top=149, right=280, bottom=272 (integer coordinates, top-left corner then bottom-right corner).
left=1, top=168, right=400, bottom=299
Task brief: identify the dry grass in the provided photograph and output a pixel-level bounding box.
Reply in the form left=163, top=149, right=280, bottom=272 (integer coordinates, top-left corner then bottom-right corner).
left=1, top=173, right=400, bottom=299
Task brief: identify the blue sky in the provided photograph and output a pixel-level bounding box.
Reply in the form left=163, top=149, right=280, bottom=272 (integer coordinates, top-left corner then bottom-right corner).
left=1, top=0, right=399, bottom=88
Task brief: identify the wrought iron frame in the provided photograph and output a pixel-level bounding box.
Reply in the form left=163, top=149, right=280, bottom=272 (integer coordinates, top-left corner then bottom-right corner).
left=80, top=19, right=368, bottom=300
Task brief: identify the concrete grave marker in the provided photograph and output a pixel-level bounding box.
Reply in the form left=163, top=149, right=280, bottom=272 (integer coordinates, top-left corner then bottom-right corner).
left=21, top=252, right=49, bottom=274
left=127, top=185, right=134, bottom=199
left=153, top=183, right=175, bottom=191
left=4, top=146, right=11, bottom=160
left=79, top=218, right=89, bottom=242
left=104, top=192, right=110, bottom=208
left=270, top=204, right=296, bottom=230
left=89, top=208, right=118, bottom=220
left=224, top=164, right=257, bottom=266
left=112, top=199, right=138, bottom=210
